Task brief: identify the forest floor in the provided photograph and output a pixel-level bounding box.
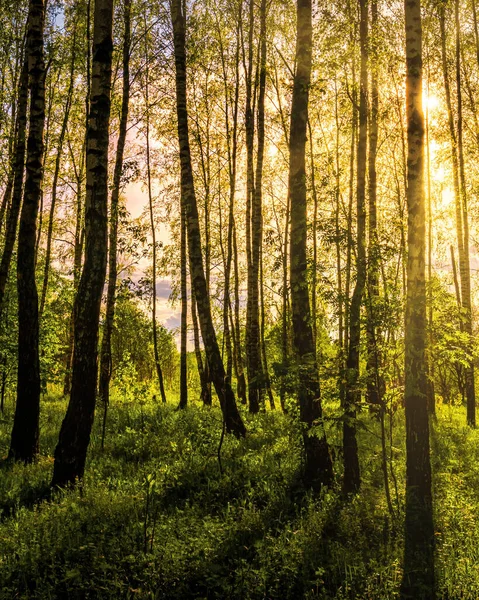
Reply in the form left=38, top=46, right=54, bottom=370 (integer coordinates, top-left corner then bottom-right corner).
left=0, top=391, right=478, bottom=599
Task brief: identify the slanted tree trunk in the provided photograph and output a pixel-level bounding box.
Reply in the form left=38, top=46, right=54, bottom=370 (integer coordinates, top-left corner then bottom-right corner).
left=0, top=47, right=21, bottom=238
left=9, top=0, right=46, bottom=463
left=52, top=0, right=114, bottom=487
left=99, top=0, right=131, bottom=446
left=170, top=0, right=245, bottom=437
left=39, top=27, right=76, bottom=320
left=400, top=0, right=435, bottom=595
left=343, top=0, right=367, bottom=495
left=0, top=59, right=28, bottom=319
left=289, top=0, right=333, bottom=491
left=0, top=54, right=21, bottom=238
left=0, top=178, right=13, bottom=240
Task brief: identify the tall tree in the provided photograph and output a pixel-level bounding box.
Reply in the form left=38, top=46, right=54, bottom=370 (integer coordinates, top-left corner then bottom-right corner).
left=438, top=1, right=475, bottom=426
left=63, top=0, right=90, bottom=396
left=453, top=0, right=475, bottom=426
left=9, top=0, right=45, bottom=462
left=343, top=0, right=368, bottom=495
left=39, top=24, right=77, bottom=320
left=288, top=0, right=333, bottom=490
left=0, top=59, right=28, bottom=319
left=246, top=0, right=267, bottom=413
left=178, top=200, right=188, bottom=408
left=400, top=0, right=435, bottom=595
left=217, top=0, right=246, bottom=405
left=99, top=0, right=132, bottom=443
left=170, top=0, right=246, bottom=437
left=144, top=14, right=167, bottom=405
left=52, top=0, right=114, bottom=486
left=366, top=0, right=382, bottom=409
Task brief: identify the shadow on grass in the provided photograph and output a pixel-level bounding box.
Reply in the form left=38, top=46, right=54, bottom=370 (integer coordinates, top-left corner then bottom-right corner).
left=0, top=457, right=53, bottom=520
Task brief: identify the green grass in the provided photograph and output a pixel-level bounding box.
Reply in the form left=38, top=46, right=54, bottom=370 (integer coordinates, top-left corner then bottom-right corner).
left=0, top=392, right=478, bottom=599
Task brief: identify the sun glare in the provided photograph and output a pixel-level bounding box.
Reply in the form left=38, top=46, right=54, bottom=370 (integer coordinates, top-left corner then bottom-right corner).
left=434, top=165, right=446, bottom=185
left=441, top=186, right=455, bottom=208
left=423, top=92, right=440, bottom=112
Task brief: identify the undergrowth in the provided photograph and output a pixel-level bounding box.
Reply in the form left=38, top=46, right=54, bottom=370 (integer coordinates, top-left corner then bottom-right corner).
left=0, top=392, right=477, bottom=599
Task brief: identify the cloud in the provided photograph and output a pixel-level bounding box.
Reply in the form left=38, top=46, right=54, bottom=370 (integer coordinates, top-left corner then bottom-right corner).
left=156, top=279, right=171, bottom=299
left=164, top=313, right=181, bottom=331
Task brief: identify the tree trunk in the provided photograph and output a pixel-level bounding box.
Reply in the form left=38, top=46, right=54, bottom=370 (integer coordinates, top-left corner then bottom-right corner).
left=366, top=0, right=382, bottom=409
left=233, top=220, right=247, bottom=404
left=425, top=55, right=435, bottom=416
left=247, top=0, right=266, bottom=414
left=439, top=3, right=474, bottom=427
left=39, top=27, right=76, bottom=320
left=454, top=0, right=475, bottom=427
left=170, top=0, right=245, bottom=437
left=333, top=78, right=345, bottom=406
left=191, top=278, right=211, bottom=405
left=63, top=156, right=85, bottom=397
left=52, top=0, right=114, bottom=487
left=63, top=0, right=90, bottom=397
left=9, top=0, right=46, bottom=463
left=0, top=59, right=28, bottom=319
left=342, top=13, right=357, bottom=410
left=289, top=0, right=333, bottom=491
left=308, top=119, right=319, bottom=351
left=0, top=178, right=13, bottom=239
left=260, top=244, right=275, bottom=410
left=99, top=0, right=131, bottom=446
left=244, top=0, right=260, bottom=413
left=144, top=22, right=167, bottom=405
left=343, top=0, right=367, bottom=495
left=0, top=47, right=21, bottom=238
left=179, top=200, right=188, bottom=409
left=400, top=0, right=435, bottom=595
left=218, top=2, right=241, bottom=403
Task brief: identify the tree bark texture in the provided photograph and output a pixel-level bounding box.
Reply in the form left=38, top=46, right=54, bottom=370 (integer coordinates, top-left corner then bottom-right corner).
left=289, top=0, right=333, bottom=490
left=246, top=0, right=266, bottom=414
left=52, top=0, right=114, bottom=486
left=401, top=0, right=435, bottom=596
left=99, top=0, right=131, bottom=443
left=9, top=0, right=46, bottom=462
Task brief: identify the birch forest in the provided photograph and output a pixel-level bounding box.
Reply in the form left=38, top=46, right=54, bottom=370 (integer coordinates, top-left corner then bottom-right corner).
left=2, top=0, right=479, bottom=597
